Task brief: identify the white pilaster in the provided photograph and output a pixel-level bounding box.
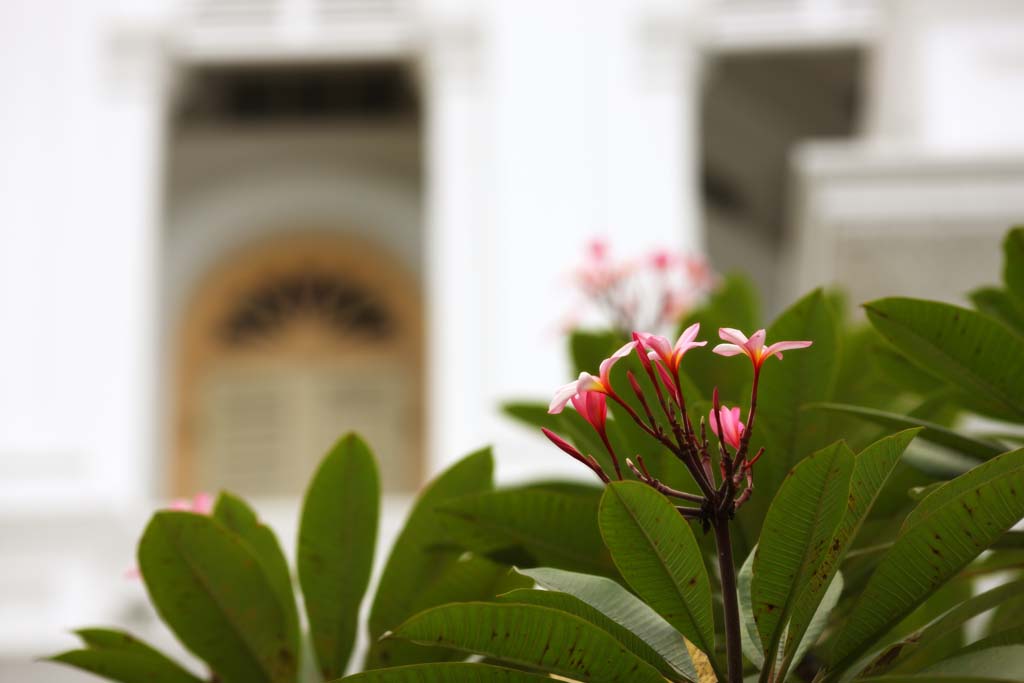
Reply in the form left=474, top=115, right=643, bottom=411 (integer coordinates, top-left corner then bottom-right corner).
left=421, top=5, right=492, bottom=472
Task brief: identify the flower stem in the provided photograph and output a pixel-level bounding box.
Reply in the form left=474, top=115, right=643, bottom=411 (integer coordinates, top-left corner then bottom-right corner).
left=713, top=516, right=744, bottom=683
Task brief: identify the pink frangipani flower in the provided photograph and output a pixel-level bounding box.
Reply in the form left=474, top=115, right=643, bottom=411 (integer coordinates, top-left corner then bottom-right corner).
left=712, top=328, right=812, bottom=370
left=634, top=322, right=707, bottom=373
left=548, top=341, right=636, bottom=414
left=709, top=406, right=745, bottom=450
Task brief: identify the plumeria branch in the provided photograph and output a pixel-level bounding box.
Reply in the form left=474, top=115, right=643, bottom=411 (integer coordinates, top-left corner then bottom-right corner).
left=545, top=322, right=811, bottom=683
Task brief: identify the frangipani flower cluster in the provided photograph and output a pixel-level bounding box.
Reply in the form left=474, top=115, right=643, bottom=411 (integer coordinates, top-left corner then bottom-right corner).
left=562, top=239, right=714, bottom=336
left=545, top=325, right=811, bottom=522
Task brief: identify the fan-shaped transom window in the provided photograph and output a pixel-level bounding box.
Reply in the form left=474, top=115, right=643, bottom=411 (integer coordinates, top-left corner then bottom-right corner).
left=173, top=233, right=422, bottom=496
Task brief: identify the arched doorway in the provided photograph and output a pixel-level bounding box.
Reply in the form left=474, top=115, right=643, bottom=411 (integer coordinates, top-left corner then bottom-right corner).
left=173, top=233, right=422, bottom=496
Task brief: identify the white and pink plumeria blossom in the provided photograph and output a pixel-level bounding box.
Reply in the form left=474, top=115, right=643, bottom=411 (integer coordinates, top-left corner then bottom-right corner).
left=169, top=492, right=215, bottom=515
left=712, top=328, right=812, bottom=369
left=548, top=341, right=637, bottom=414
left=635, top=322, right=707, bottom=373
left=710, top=406, right=745, bottom=450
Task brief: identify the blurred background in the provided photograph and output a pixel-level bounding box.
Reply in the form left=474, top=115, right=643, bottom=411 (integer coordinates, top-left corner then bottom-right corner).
left=2, top=0, right=1024, bottom=679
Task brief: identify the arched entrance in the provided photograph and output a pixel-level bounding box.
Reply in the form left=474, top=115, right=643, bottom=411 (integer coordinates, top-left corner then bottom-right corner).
left=173, top=233, right=422, bottom=496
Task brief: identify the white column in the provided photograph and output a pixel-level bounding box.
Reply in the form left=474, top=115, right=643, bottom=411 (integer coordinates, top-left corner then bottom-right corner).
left=484, top=0, right=705, bottom=482
left=421, top=7, right=492, bottom=472
left=420, top=0, right=704, bottom=480
left=0, top=1, right=168, bottom=507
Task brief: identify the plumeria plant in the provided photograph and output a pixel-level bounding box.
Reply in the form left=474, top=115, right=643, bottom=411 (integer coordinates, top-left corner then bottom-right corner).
left=51, top=228, right=1024, bottom=683
left=544, top=324, right=812, bottom=682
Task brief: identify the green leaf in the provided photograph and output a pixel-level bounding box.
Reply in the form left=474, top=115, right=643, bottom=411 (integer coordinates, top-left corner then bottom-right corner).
left=810, top=403, right=1001, bottom=461
left=960, top=625, right=1024, bottom=656
left=388, top=602, right=666, bottom=683
left=857, top=676, right=1019, bottom=683
left=781, top=430, right=919, bottom=677
left=498, top=589, right=693, bottom=682
left=828, top=447, right=1024, bottom=673
left=870, top=344, right=946, bottom=396
left=50, top=629, right=203, bottom=683
left=1003, top=227, right=1024, bottom=304
left=514, top=566, right=699, bottom=682
left=864, top=298, right=1024, bottom=421
left=738, top=547, right=766, bottom=669
left=212, top=492, right=299, bottom=656
left=337, top=662, right=558, bottom=682
left=742, top=549, right=844, bottom=676
left=756, top=289, right=841, bottom=459
left=366, top=448, right=494, bottom=669
left=919, top=645, right=1024, bottom=679
left=298, top=434, right=380, bottom=680
left=901, top=445, right=1024, bottom=532
left=138, top=512, right=294, bottom=683
left=752, top=442, right=854, bottom=679
left=570, top=329, right=627, bottom=375
left=970, top=287, right=1024, bottom=336
left=598, top=481, right=717, bottom=672
left=793, top=571, right=844, bottom=669
left=442, top=486, right=616, bottom=578
left=865, top=578, right=1024, bottom=675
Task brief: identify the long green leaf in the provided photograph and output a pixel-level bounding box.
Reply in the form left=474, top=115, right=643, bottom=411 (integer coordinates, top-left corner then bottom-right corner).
left=738, top=547, right=766, bottom=668
left=1004, top=227, right=1024, bottom=304
left=298, top=434, right=380, bottom=680
left=901, top=445, right=1024, bottom=532
left=50, top=629, right=203, bottom=683
left=864, top=298, right=1024, bottom=421
left=919, top=645, right=1024, bottom=679
left=828, top=447, right=1024, bottom=674
left=756, top=289, right=841, bottom=466
left=213, top=492, right=299, bottom=655
left=811, top=404, right=1001, bottom=460
left=442, top=486, right=616, bottom=578
left=598, top=481, right=717, bottom=674
left=781, top=430, right=919, bottom=677
left=863, top=578, right=1024, bottom=675
left=959, top=625, right=1024, bottom=656
left=366, top=448, right=494, bottom=669
left=857, top=677, right=1019, bottom=683
left=970, top=287, right=1024, bottom=336
left=514, top=566, right=699, bottom=682
left=338, top=662, right=563, bottom=682
left=752, top=442, right=854, bottom=680
left=739, top=548, right=845, bottom=675
left=390, top=602, right=665, bottom=683
left=138, top=512, right=294, bottom=683
left=499, top=589, right=693, bottom=682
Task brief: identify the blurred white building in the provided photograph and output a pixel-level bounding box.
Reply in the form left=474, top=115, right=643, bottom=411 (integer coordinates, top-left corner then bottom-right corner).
left=2, top=0, right=1024, bottom=679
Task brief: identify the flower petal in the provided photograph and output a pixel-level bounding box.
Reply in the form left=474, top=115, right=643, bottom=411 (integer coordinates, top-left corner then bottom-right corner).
left=746, top=329, right=767, bottom=353
left=763, top=340, right=813, bottom=360
left=598, top=341, right=637, bottom=386
left=673, top=323, right=707, bottom=356
left=718, top=327, right=750, bottom=346
left=712, top=343, right=744, bottom=357
left=549, top=379, right=581, bottom=414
